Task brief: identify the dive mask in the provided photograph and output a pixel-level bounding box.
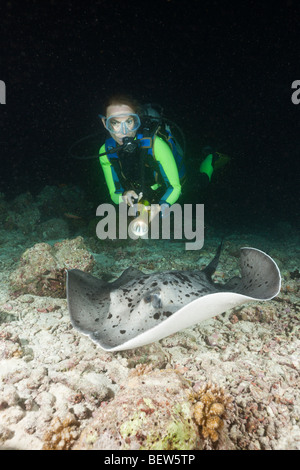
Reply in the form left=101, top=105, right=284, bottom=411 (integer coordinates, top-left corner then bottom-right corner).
left=99, top=113, right=141, bottom=135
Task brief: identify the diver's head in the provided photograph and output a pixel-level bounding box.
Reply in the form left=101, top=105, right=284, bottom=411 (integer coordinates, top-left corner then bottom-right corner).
left=100, top=95, right=141, bottom=145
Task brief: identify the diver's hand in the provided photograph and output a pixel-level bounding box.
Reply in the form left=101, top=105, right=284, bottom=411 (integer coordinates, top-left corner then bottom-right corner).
left=122, top=190, right=143, bottom=207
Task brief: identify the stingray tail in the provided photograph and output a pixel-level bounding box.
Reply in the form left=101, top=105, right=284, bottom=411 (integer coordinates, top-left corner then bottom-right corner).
left=203, top=240, right=223, bottom=278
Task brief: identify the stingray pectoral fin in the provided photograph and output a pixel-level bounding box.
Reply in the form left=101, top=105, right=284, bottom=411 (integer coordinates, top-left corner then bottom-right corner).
left=103, top=291, right=262, bottom=351
left=67, top=269, right=111, bottom=335
left=106, top=286, right=278, bottom=352
left=67, top=269, right=110, bottom=294
left=110, top=267, right=145, bottom=288
left=224, top=247, right=281, bottom=299
left=99, top=248, right=281, bottom=352
left=66, top=247, right=281, bottom=353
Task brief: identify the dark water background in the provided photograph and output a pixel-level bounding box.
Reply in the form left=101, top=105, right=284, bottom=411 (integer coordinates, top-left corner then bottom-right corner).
left=1, top=0, right=299, bottom=236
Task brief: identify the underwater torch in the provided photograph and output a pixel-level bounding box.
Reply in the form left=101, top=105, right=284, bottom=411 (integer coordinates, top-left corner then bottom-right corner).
left=128, top=199, right=151, bottom=238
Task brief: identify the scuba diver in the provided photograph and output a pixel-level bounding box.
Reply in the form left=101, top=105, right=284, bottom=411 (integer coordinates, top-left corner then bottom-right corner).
left=98, top=95, right=186, bottom=215
left=68, top=95, right=229, bottom=238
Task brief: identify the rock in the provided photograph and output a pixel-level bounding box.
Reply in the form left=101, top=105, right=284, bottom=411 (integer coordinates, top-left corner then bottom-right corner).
left=1, top=406, right=26, bottom=425
left=9, top=236, right=94, bottom=298
left=74, top=369, right=202, bottom=450
left=36, top=185, right=92, bottom=220
left=0, top=424, right=14, bottom=443
left=4, top=207, right=41, bottom=234
left=1, top=385, right=20, bottom=407
left=36, top=218, right=69, bottom=240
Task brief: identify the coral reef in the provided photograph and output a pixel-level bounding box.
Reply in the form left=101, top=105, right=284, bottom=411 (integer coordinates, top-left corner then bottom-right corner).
left=3, top=192, right=40, bottom=234
left=36, top=218, right=69, bottom=240
left=9, top=236, right=94, bottom=297
left=190, top=382, right=233, bottom=443
left=42, top=412, right=80, bottom=450
left=0, top=186, right=93, bottom=238
left=36, top=185, right=92, bottom=220
left=4, top=207, right=41, bottom=234
left=74, top=368, right=203, bottom=450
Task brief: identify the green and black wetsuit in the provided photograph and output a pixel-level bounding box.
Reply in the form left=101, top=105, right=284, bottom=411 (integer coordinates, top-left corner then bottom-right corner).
left=99, top=135, right=181, bottom=205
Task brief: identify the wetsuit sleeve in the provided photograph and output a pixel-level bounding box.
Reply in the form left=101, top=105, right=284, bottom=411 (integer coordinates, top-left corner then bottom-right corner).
left=99, top=144, right=123, bottom=205
left=153, top=137, right=181, bottom=205
left=199, top=154, right=214, bottom=182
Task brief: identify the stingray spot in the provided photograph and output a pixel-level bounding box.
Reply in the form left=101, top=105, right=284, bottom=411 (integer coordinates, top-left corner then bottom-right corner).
left=151, top=282, right=158, bottom=287
left=94, top=318, right=99, bottom=322
left=163, top=281, right=168, bottom=285
left=108, top=313, right=112, bottom=319
left=154, top=312, right=161, bottom=320
left=163, top=311, right=173, bottom=317
left=120, top=330, right=126, bottom=334
left=185, top=294, right=190, bottom=297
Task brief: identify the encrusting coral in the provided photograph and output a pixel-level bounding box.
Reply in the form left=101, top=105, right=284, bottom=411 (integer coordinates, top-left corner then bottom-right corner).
left=42, top=413, right=80, bottom=450
left=190, top=382, right=232, bottom=443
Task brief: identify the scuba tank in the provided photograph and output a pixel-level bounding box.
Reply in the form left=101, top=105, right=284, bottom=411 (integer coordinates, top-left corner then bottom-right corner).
left=139, top=104, right=186, bottom=182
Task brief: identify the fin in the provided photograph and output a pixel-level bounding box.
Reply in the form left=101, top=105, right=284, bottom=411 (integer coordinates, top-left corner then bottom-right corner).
left=202, top=241, right=223, bottom=278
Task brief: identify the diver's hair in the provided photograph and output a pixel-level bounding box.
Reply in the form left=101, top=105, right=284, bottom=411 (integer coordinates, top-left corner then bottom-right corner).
left=103, top=94, right=141, bottom=115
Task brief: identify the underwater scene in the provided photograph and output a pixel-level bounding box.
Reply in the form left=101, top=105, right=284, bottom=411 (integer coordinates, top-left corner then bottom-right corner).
left=0, top=0, right=299, bottom=452
left=0, top=187, right=298, bottom=450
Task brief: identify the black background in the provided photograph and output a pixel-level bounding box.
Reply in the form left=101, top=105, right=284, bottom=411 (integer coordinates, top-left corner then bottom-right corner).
left=1, top=0, right=299, bottom=231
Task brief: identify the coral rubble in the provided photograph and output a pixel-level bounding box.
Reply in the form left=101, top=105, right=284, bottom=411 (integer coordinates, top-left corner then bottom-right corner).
left=74, top=368, right=203, bottom=450
left=190, top=382, right=232, bottom=443
left=9, top=236, right=94, bottom=297
left=42, top=412, right=80, bottom=450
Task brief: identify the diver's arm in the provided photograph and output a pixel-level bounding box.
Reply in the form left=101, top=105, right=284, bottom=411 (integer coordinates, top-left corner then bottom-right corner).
left=199, top=154, right=213, bottom=188
left=199, top=150, right=230, bottom=187
left=153, top=137, right=181, bottom=205
left=99, top=145, right=123, bottom=204
left=200, top=154, right=214, bottom=181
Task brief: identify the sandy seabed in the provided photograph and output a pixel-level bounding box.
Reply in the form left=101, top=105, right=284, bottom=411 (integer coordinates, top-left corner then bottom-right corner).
left=0, top=228, right=299, bottom=450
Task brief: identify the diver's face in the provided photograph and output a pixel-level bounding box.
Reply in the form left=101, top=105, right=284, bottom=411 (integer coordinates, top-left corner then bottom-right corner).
left=103, top=104, right=137, bottom=145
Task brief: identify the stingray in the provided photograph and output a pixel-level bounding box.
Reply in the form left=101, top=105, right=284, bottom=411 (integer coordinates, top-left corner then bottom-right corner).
left=66, top=245, right=281, bottom=351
